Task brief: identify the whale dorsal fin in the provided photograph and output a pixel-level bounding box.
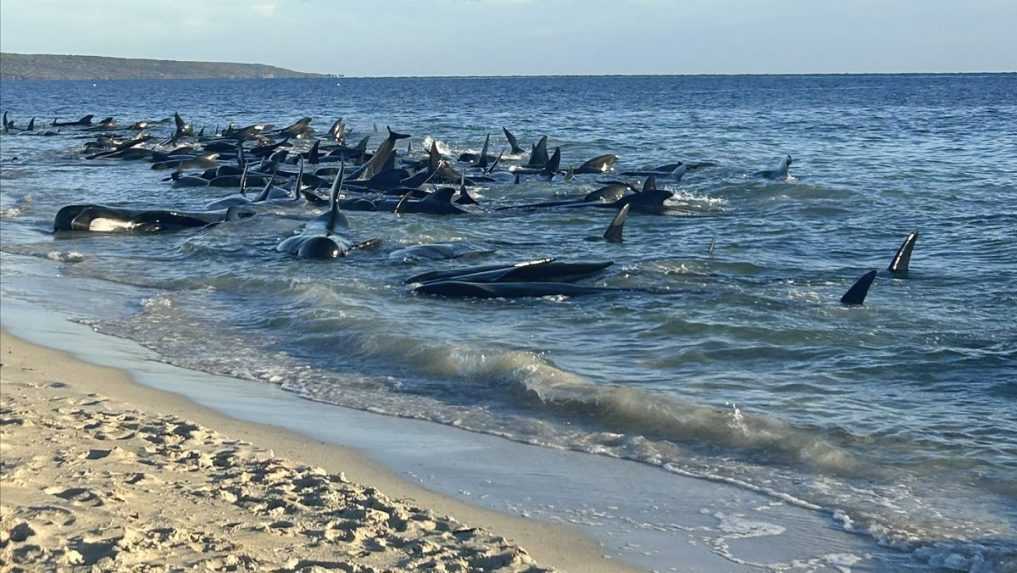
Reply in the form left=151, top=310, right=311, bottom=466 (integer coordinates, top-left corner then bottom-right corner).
left=642, top=175, right=657, bottom=193
left=394, top=190, right=412, bottom=215
left=841, top=270, right=877, bottom=306
left=503, top=127, right=524, bottom=154
left=604, top=204, right=630, bottom=243
left=239, top=165, right=249, bottom=196
left=428, top=141, right=441, bottom=171
left=478, top=134, right=491, bottom=168
left=545, top=147, right=561, bottom=175
left=327, top=162, right=348, bottom=233
left=308, top=140, right=320, bottom=165
left=487, top=149, right=504, bottom=174
left=255, top=168, right=277, bottom=202
left=292, top=158, right=305, bottom=199
left=888, top=231, right=918, bottom=274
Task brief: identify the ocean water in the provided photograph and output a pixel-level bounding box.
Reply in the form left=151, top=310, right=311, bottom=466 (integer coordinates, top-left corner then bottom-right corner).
left=1, top=74, right=1015, bottom=571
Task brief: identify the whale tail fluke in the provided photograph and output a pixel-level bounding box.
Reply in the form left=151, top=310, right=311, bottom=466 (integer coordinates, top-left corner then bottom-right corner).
left=841, top=270, right=877, bottom=306
left=604, top=204, right=630, bottom=243
left=888, top=231, right=919, bottom=274
left=387, top=127, right=411, bottom=140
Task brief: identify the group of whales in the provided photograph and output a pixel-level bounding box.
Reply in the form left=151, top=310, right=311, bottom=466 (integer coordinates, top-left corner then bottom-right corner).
left=10, top=110, right=914, bottom=304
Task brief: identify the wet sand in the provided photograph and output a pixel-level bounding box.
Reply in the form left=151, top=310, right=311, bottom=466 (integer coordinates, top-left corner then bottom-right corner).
left=0, top=331, right=632, bottom=572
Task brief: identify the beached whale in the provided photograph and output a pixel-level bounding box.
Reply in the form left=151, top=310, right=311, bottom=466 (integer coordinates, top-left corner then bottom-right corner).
left=413, top=281, right=631, bottom=299
left=53, top=204, right=253, bottom=233
left=337, top=187, right=471, bottom=215
left=406, top=259, right=613, bottom=285
left=496, top=182, right=631, bottom=211
left=349, top=127, right=410, bottom=181
left=276, top=165, right=380, bottom=259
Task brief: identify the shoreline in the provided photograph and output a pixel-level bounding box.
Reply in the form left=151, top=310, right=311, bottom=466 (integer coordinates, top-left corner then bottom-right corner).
left=0, top=258, right=920, bottom=572
left=1, top=329, right=631, bottom=572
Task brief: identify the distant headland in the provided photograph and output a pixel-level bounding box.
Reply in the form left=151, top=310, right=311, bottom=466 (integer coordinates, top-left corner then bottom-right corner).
left=0, top=53, right=332, bottom=80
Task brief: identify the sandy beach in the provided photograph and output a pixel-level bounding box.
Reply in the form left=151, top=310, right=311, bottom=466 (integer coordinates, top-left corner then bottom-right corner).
left=0, top=331, right=631, bottom=572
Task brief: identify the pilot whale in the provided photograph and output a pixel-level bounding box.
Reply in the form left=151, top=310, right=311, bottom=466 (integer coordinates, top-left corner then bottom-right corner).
left=276, top=165, right=381, bottom=259
left=755, top=155, right=793, bottom=180
left=54, top=204, right=253, bottom=233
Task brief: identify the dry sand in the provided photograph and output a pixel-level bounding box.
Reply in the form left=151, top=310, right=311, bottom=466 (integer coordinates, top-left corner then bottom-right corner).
left=0, top=331, right=633, bottom=572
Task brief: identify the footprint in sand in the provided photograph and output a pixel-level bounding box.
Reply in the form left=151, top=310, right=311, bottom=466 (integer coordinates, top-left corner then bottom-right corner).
left=43, top=487, right=104, bottom=507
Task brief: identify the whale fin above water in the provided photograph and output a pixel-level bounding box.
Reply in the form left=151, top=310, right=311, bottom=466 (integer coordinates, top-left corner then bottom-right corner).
left=888, top=231, right=919, bottom=274
left=486, top=149, right=504, bottom=174
left=503, top=127, right=524, bottom=154
left=840, top=270, right=877, bottom=306
left=326, top=162, right=348, bottom=233
left=527, top=136, right=549, bottom=168
left=575, top=154, right=618, bottom=174
left=478, top=134, right=491, bottom=168
left=604, top=204, right=630, bottom=243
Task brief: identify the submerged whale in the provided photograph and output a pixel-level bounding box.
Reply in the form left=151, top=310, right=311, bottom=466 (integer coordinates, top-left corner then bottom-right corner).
left=755, top=155, right=793, bottom=180
left=406, top=259, right=613, bottom=285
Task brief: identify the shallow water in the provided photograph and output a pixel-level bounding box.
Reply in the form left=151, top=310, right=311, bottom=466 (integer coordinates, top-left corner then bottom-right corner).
left=2, top=74, right=1016, bottom=571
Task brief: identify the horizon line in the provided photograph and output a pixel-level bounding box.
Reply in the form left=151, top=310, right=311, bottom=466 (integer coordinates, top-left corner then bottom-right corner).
left=1, top=52, right=1014, bottom=79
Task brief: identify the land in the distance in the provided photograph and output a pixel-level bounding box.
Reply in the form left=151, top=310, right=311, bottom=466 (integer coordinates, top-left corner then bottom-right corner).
left=0, top=53, right=330, bottom=80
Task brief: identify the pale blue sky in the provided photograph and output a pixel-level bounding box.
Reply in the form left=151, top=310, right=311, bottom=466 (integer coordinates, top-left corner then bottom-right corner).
left=1, top=0, right=1014, bottom=76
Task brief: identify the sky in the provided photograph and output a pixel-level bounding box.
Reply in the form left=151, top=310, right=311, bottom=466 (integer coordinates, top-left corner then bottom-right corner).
left=1, top=0, right=1015, bottom=76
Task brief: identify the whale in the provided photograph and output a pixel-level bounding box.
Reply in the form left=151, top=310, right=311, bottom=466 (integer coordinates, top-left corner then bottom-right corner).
left=151, top=153, right=219, bottom=171
left=276, top=164, right=381, bottom=259
left=389, top=242, right=495, bottom=263
left=414, top=281, right=628, bottom=299
left=495, top=182, right=630, bottom=211
left=458, top=134, right=494, bottom=168
left=84, top=117, right=117, bottom=132
left=572, top=154, right=618, bottom=175
left=621, top=163, right=689, bottom=181
left=513, top=147, right=562, bottom=181
left=338, top=187, right=469, bottom=215
left=85, top=135, right=152, bottom=160
left=52, top=114, right=94, bottom=127
left=755, top=155, right=793, bottom=180
left=621, top=160, right=716, bottom=177
left=350, top=127, right=410, bottom=181
left=406, top=259, right=613, bottom=285
left=269, top=117, right=312, bottom=139
left=538, top=176, right=670, bottom=214
left=54, top=204, right=253, bottom=233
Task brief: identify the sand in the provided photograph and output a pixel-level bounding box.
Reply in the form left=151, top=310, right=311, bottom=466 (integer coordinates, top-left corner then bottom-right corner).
left=0, top=332, right=632, bottom=572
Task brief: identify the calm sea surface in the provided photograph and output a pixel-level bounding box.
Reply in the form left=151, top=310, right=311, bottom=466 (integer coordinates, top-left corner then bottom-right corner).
left=2, top=74, right=1015, bottom=570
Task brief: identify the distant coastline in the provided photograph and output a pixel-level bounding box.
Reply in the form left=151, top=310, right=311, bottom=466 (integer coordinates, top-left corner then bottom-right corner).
left=0, top=53, right=333, bottom=80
